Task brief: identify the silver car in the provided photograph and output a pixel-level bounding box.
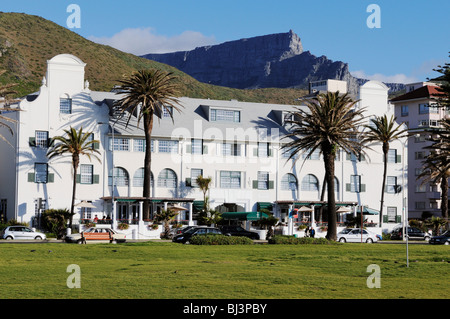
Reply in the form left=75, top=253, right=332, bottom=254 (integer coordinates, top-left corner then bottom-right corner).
left=337, top=228, right=378, bottom=243
left=1, top=226, right=47, bottom=240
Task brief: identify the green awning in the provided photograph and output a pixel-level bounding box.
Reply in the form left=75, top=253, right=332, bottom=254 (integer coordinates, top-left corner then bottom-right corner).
left=257, top=202, right=273, bottom=210
left=222, top=212, right=269, bottom=221
left=362, top=207, right=379, bottom=215
left=193, top=201, right=205, bottom=211
left=116, top=199, right=137, bottom=202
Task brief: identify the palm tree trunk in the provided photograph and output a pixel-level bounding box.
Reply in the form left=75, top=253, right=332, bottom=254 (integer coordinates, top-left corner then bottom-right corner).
left=143, top=110, right=154, bottom=221
left=380, top=144, right=389, bottom=227
left=324, top=149, right=337, bottom=241
left=70, top=156, right=79, bottom=229
left=441, top=175, right=449, bottom=228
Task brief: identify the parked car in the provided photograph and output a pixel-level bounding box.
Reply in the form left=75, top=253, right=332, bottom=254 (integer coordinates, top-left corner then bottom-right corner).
left=65, top=227, right=126, bottom=244
left=1, top=226, right=46, bottom=240
left=429, top=230, right=450, bottom=245
left=390, top=227, right=431, bottom=241
left=172, top=226, right=223, bottom=244
left=170, top=225, right=196, bottom=237
left=219, top=225, right=260, bottom=240
left=337, top=228, right=379, bottom=243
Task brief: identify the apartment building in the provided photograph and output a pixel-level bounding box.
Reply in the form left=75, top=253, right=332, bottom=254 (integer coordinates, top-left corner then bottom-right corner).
left=391, top=82, right=446, bottom=219
left=0, top=54, right=407, bottom=238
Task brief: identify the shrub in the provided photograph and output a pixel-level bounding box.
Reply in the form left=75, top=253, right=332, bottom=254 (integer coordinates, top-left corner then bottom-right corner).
left=268, top=235, right=335, bottom=245
left=118, top=223, right=129, bottom=230
left=190, top=234, right=253, bottom=245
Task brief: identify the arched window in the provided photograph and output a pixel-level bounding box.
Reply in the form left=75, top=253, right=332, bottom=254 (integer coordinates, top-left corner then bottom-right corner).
left=133, top=168, right=153, bottom=187
left=157, top=169, right=177, bottom=188
left=301, top=174, right=319, bottom=192
left=109, top=167, right=129, bottom=186
left=281, top=174, right=298, bottom=191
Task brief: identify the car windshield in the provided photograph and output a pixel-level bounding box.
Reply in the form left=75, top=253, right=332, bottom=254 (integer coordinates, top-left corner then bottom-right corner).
left=185, top=227, right=203, bottom=234
left=339, top=229, right=353, bottom=234
left=442, top=230, right=450, bottom=237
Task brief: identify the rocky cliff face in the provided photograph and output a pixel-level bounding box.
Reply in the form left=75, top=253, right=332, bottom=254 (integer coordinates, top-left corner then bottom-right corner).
left=142, top=30, right=402, bottom=95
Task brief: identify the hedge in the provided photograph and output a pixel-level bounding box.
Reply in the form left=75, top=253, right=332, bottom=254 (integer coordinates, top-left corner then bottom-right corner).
left=190, top=234, right=254, bottom=245
left=268, top=235, right=337, bottom=245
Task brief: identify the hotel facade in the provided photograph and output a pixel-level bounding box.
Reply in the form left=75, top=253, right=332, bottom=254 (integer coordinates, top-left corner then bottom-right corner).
left=0, top=54, right=408, bottom=238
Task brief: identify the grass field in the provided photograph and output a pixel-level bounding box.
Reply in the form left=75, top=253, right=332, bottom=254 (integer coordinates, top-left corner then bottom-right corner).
left=0, top=241, right=448, bottom=299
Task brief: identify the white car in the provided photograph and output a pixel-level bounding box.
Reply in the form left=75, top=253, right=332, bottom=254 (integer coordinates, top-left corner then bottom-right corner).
left=1, top=226, right=47, bottom=240
left=337, top=228, right=378, bottom=243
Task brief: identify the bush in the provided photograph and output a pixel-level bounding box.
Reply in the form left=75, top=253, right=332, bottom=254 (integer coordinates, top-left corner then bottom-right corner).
left=190, top=234, right=253, bottom=245
left=268, top=235, right=335, bottom=245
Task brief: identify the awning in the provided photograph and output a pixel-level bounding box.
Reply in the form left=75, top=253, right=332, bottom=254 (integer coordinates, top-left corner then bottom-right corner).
left=257, top=202, right=273, bottom=210
left=193, top=201, right=205, bottom=211
left=361, top=207, right=379, bottom=215
left=221, top=212, right=269, bottom=221
left=75, top=201, right=96, bottom=208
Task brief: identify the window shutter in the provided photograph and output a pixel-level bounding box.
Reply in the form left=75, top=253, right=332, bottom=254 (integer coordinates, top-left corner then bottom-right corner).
left=186, top=144, right=191, bottom=154
left=93, top=175, right=100, bottom=184
left=202, top=145, right=208, bottom=154
left=396, top=155, right=401, bottom=163
left=47, top=173, right=54, bottom=183
left=346, top=152, right=351, bottom=160
left=93, top=142, right=100, bottom=150
left=360, top=184, right=366, bottom=192
left=252, top=180, right=259, bottom=189
left=383, top=215, right=389, bottom=223
left=29, top=137, right=36, bottom=147
left=268, top=180, right=274, bottom=189
left=48, top=138, right=54, bottom=147
left=28, top=173, right=35, bottom=183
left=76, top=174, right=81, bottom=184
left=253, top=148, right=258, bottom=157
left=346, top=183, right=351, bottom=192
left=268, top=148, right=273, bottom=157
left=185, top=178, right=192, bottom=187
left=395, top=215, right=402, bottom=223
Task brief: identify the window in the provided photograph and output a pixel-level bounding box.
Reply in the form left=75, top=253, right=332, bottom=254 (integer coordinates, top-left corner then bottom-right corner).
left=386, top=176, right=397, bottom=193
left=282, top=146, right=298, bottom=159
left=257, top=142, right=270, bottom=157
left=190, top=169, right=203, bottom=188
left=35, top=131, right=49, bottom=148
left=281, top=174, right=297, bottom=191
left=386, top=207, right=397, bottom=223
left=401, top=105, right=408, bottom=116
left=257, top=171, right=269, bottom=190
left=350, top=175, right=361, bottom=193
left=133, top=168, right=153, bottom=188
left=303, top=149, right=320, bottom=160
left=387, top=149, right=398, bottom=163
left=110, top=138, right=129, bottom=151
left=220, top=171, right=241, bottom=189
left=301, top=174, right=319, bottom=192
left=60, top=98, right=72, bottom=114
left=158, top=169, right=177, bottom=188
left=414, top=134, right=427, bottom=143
left=415, top=202, right=426, bottom=210
left=210, top=109, right=240, bottom=123
left=109, top=167, right=129, bottom=186
left=163, top=106, right=173, bottom=118
left=415, top=184, right=427, bottom=193
left=415, top=152, right=426, bottom=160
left=158, top=140, right=178, bottom=153
left=191, top=139, right=203, bottom=155
left=222, top=143, right=241, bottom=156
left=80, top=165, right=93, bottom=184
left=35, top=163, right=48, bottom=183
left=419, top=103, right=437, bottom=114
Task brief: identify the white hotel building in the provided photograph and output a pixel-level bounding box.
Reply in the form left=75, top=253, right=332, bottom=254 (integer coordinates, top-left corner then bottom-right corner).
left=0, top=54, right=407, bottom=238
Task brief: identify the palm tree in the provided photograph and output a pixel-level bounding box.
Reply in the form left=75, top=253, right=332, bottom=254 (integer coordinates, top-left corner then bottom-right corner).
left=282, top=91, right=366, bottom=241
left=154, top=208, right=178, bottom=239
left=47, top=127, right=100, bottom=228
left=196, top=175, right=212, bottom=212
left=363, top=114, right=408, bottom=226
left=114, top=69, right=182, bottom=220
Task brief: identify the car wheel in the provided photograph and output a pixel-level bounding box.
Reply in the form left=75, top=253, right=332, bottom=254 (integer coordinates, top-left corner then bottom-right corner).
left=339, top=238, right=346, bottom=243
left=445, top=241, right=449, bottom=246
left=110, top=240, right=117, bottom=244
left=77, top=239, right=84, bottom=244
left=424, top=236, right=430, bottom=242
left=184, top=240, right=190, bottom=245
left=34, top=236, right=42, bottom=240
left=5, top=236, right=13, bottom=240
left=366, top=238, right=373, bottom=244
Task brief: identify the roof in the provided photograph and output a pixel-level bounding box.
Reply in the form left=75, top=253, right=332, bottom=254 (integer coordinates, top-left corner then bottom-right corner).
left=390, top=85, right=442, bottom=103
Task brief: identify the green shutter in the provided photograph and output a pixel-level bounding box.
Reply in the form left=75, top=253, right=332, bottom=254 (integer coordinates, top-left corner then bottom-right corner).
left=202, top=145, right=208, bottom=154
left=47, top=173, right=54, bottom=183
left=185, top=178, right=192, bottom=187
left=360, top=184, right=366, bottom=192
left=28, top=173, right=35, bottom=183
left=29, top=137, right=36, bottom=147
left=76, top=174, right=81, bottom=184
left=396, top=155, right=401, bottom=163
left=93, top=142, right=100, bottom=150
left=93, top=175, right=100, bottom=184
left=395, top=215, right=402, bottom=223
left=186, top=144, right=191, bottom=154
left=346, top=183, right=351, bottom=192
left=383, top=215, right=389, bottom=223
left=268, top=180, right=274, bottom=189
left=252, top=180, right=258, bottom=189
left=253, top=148, right=258, bottom=157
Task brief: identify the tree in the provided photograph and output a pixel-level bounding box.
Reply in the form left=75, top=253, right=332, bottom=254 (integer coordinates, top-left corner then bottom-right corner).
left=282, top=91, right=366, bottom=241
left=196, top=175, right=212, bottom=212
left=41, top=208, right=73, bottom=239
left=47, top=127, right=100, bottom=228
left=154, top=208, right=178, bottom=239
left=430, top=52, right=449, bottom=110
left=114, top=69, right=182, bottom=220
left=363, top=114, right=408, bottom=226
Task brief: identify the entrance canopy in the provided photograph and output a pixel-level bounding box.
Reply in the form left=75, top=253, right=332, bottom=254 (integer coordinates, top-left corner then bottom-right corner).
left=361, top=207, right=379, bottom=215
left=222, top=211, right=269, bottom=221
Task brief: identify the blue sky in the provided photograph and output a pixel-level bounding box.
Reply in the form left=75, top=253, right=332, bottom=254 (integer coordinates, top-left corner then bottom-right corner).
left=2, top=0, right=449, bottom=83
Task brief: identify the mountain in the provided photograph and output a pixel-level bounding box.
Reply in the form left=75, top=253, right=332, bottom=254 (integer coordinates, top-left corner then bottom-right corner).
left=0, top=12, right=307, bottom=104
left=142, top=30, right=404, bottom=95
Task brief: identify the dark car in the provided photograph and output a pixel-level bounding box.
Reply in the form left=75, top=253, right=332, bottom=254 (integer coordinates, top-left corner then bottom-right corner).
left=219, top=225, right=260, bottom=240
left=172, top=226, right=223, bottom=244
left=390, top=227, right=431, bottom=241
left=429, top=230, right=450, bottom=245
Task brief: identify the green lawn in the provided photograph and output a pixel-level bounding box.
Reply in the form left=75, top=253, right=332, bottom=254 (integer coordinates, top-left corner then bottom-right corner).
left=0, top=241, right=448, bottom=299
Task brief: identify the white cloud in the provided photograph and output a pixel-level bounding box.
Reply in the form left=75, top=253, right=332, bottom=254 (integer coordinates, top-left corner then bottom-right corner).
left=351, top=70, right=418, bottom=84
left=88, top=27, right=216, bottom=56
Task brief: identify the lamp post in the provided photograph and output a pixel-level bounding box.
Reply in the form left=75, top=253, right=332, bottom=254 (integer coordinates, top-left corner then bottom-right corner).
left=400, top=134, right=409, bottom=267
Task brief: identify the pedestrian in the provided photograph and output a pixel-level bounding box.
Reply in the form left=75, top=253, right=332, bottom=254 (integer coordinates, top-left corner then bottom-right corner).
left=94, top=215, right=98, bottom=223
left=310, top=227, right=315, bottom=238
left=305, top=226, right=310, bottom=237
